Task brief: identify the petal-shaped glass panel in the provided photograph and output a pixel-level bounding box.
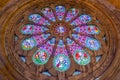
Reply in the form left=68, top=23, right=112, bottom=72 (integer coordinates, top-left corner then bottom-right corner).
left=21, top=38, right=37, bottom=50
left=73, top=50, right=91, bottom=65
left=41, top=7, right=56, bottom=22
left=33, top=25, right=49, bottom=34
left=21, top=24, right=34, bottom=34
left=29, top=14, right=50, bottom=25
left=73, top=25, right=100, bottom=35
left=66, top=8, right=79, bottom=22
left=21, top=24, right=49, bottom=35
left=72, top=34, right=101, bottom=50
left=32, top=49, right=50, bottom=65
left=55, top=5, right=66, bottom=21
left=33, top=34, right=50, bottom=46
left=66, top=38, right=83, bottom=55
left=71, top=14, right=92, bottom=26
left=71, top=17, right=84, bottom=26
left=80, top=14, right=92, bottom=23
left=38, top=38, right=56, bottom=55
left=85, top=38, right=101, bottom=51
left=55, top=40, right=68, bottom=56
left=53, top=54, right=70, bottom=72
left=72, top=34, right=87, bottom=46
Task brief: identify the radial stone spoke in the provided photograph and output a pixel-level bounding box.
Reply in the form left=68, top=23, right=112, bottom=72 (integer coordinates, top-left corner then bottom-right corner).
left=26, top=47, right=38, bottom=65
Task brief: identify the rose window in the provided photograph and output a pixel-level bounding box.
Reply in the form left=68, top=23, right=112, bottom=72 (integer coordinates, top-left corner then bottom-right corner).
left=1, top=0, right=118, bottom=79
left=20, top=5, right=101, bottom=72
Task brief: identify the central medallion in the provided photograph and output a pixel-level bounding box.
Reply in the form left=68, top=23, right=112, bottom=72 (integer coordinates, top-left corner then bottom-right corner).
left=55, top=23, right=67, bottom=36
left=52, top=23, right=70, bottom=37
left=56, top=26, right=65, bottom=34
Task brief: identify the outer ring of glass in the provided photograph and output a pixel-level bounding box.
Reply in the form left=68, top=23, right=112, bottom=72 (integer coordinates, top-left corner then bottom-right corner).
left=32, top=49, right=50, bottom=65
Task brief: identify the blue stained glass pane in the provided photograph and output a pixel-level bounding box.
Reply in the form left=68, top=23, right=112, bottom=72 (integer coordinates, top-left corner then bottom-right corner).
left=48, top=38, right=56, bottom=45
left=14, top=35, right=18, bottom=41
left=72, top=34, right=79, bottom=39
left=42, top=34, right=50, bottom=39
left=53, top=54, right=70, bottom=72
left=58, top=40, right=65, bottom=47
left=42, top=71, right=51, bottom=76
left=21, top=38, right=37, bottom=50
left=41, top=27, right=49, bottom=32
left=29, top=14, right=41, bottom=23
left=73, top=27, right=80, bottom=32
left=55, top=5, right=66, bottom=21
left=96, top=55, right=102, bottom=62
left=66, top=8, right=79, bottom=22
left=20, top=55, right=26, bottom=63
left=41, top=7, right=56, bottom=22
left=29, top=14, right=50, bottom=25
left=80, top=14, right=92, bottom=23
left=71, top=14, right=92, bottom=26
left=85, top=38, right=101, bottom=51
left=73, top=71, right=81, bottom=76
left=66, top=38, right=74, bottom=45
left=73, top=25, right=100, bottom=35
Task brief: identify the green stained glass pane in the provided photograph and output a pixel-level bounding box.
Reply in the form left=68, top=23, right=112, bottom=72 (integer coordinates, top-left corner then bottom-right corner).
left=32, top=49, right=50, bottom=65
left=53, top=54, right=70, bottom=72
left=73, top=50, right=91, bottom=65
left=21, top=38, right=36, bottom=50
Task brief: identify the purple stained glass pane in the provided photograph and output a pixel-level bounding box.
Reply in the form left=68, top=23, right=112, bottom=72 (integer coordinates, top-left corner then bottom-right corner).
left=66, top=38, right=83, bottom=55
left=38, top=38, right=56, bottom=55
left=70, top=17, right=84, bottom=26
left=72, top=34, right=101, bottom=50
left=41, top=7, right=56, bottom=22
left=33, top=25, right=49, bottom=34
left=33, top=34, right=50, bottom=46
left=21, top=24, right=49, bottom=35
left=73, top=25, right=100, bottom=35
left=55, top=6, right=66, bottom=21
left=66, top=8, right=79, bottom=22
left=29, top=14, right=50, bottom=25
left=54, top=40, right=68, bottom=56
left=71, top=14, right=92, bottom=26
left=72, top=34, right=88, bottom=46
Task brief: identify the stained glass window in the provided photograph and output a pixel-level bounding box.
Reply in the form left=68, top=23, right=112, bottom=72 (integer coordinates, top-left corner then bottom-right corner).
left=20, top=6, right=101, bottom=72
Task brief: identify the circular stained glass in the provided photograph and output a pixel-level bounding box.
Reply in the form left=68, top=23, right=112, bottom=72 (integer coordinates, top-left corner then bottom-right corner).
left=86, top=25, right=100, bottom=34
left=80, top=14, right=92, bottom=23
left=85, top=38, right=101, bottom=50
left=56, top=26, right=65, bottom=33
left=21, top=24, right=34, bottom=34
left=53, top=54, right=70, bottom=72
left=73, top=50, right=90, bottom=65
left=21, top=38, right=36, bottom=50
left=19, top=5, right=101, bottom=72
left=32, top=49, right=50, bottom=65
left=4, top=1, right=117, bottom=80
